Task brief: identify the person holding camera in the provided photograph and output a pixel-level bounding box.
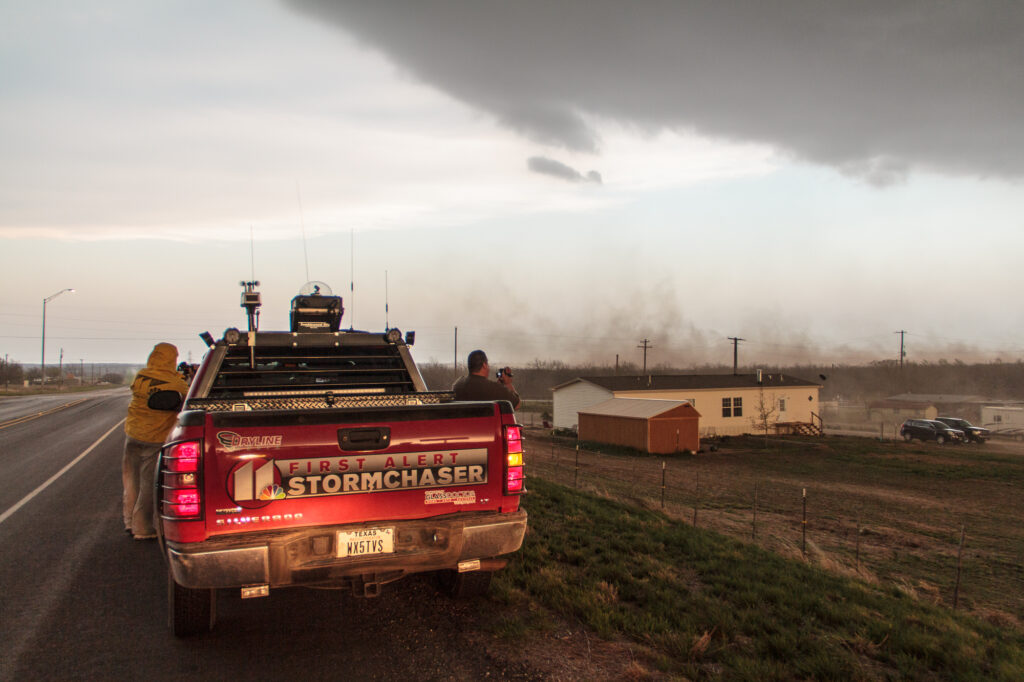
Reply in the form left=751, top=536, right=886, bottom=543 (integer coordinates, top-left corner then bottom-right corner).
left=122, top=342, right=189, bottom=539
left=452, top=349, right=520, bottom=409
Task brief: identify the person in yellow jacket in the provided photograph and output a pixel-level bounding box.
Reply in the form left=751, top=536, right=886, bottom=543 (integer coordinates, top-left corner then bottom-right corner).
left=123, top=342, right=189, bottom=539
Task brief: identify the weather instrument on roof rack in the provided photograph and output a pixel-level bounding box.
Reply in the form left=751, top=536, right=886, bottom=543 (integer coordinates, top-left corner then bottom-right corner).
left=290, top=281, right=344, bottom=332
left=240, top=281, right=261, bottom=332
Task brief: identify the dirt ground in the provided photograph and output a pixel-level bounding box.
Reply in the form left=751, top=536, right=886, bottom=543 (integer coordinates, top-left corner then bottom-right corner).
left=523, top=429, right=1024, bottom=630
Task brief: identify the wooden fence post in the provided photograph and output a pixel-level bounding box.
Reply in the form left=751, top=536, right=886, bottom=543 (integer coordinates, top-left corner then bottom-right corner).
left=574, top=442, right=579, bottom=489
left=693, top=472, right=700, bottom=527
left=661, top=461, right=666, bottom=509
left=801, top=488, right=807, bottom=555
left=752, top=482, right=758, bottom=541
left=855, top=517, right=861, bottom=567
left=953, top=524, right=966, bottom=610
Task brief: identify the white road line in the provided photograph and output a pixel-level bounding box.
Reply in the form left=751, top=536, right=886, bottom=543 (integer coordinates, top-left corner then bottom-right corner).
left=0, top=418, right=125, bottom=526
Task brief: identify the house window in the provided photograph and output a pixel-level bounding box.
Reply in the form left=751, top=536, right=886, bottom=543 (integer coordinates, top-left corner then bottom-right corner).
left=995, top=414, right=1002, bottom=423
left=779, top=399, right=786, bottom=413
left=723, top=397, right=743, bottom=418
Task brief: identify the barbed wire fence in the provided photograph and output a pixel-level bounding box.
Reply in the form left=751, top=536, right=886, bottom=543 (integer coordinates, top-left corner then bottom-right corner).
left=523, top=431, right=1024, bottom=621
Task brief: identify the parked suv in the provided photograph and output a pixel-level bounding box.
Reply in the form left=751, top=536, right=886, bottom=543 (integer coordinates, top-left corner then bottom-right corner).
left=935, top=417, right=990, bottom=443
left=899, top=419, right=965, bottom=444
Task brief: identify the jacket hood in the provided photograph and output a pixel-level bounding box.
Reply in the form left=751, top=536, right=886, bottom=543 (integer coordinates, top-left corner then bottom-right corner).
left=146, top=343, right=178, bottom=371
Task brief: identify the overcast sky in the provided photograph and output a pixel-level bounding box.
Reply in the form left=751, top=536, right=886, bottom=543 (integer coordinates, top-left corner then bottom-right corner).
left=2, top=0, right=1023, bottom=373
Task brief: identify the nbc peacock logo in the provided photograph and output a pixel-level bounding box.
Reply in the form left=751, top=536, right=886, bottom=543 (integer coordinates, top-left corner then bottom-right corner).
left=227, top=457, right=286, bottom=508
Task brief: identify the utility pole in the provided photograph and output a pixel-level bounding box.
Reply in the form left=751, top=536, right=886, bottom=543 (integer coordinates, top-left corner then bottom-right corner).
left=41, top=288, right=75, bottom=389
left=894, top=330, right=907, bottom=368
left=637, top=339, right=652, bottom=373
left=728, top=337, right=745, bottom=375
left=454, top=326, right=458, bottom=373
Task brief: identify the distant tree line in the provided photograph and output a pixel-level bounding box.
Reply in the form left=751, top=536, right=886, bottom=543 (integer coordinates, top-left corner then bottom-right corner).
left=420, top=359, right=1024, bottom=403
left=1, top=358, right=24, bottom=387
left=0, top=358, right=126, bottom=388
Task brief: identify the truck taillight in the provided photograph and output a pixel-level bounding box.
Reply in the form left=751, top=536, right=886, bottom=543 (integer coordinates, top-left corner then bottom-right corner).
left=165, top=441, right=200, bottom=472
left=503, top=425, right=525, bottom=495
left=160, top=440, right=203, bottom=520
left=506, top=467, right=524, bottom=493
left=167, top=489, right=200, bottom=505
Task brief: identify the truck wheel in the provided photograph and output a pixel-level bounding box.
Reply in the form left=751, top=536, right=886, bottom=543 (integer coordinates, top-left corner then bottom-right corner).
left=936, top=435, right=946, bottom=445
left=902, top=432, right=913, bottom=442
left=437, top=569, right=492, bottom=599
left=168, top=572, right=216, bottom=636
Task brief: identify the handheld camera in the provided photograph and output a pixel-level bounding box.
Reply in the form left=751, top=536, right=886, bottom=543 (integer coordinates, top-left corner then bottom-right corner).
left=496, top=366, right=514, bottom=381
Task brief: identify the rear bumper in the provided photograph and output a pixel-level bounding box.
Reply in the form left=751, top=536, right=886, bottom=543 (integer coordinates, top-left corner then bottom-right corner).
left=165, top=509, right=527, bottom=592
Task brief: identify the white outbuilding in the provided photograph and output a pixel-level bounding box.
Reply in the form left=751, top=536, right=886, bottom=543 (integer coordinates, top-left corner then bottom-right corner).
left=552, top=373, right=821, bottom=437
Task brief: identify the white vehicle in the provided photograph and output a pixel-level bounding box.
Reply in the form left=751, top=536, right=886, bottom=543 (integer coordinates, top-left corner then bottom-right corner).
left=980, top=405, right=1024, bottom=440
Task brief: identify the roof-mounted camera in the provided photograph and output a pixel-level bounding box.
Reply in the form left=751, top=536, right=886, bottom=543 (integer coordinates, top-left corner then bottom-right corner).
left=290, top=281, right=344, bottom=333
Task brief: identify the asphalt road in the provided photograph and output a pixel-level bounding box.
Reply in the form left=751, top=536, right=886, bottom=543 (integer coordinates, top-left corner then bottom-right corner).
left=0, top=391, right=536, bottom=681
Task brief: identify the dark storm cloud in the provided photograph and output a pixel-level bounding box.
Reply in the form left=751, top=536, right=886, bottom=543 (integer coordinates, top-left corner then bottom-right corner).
left=527, top=156, right=602, bottom=183
left=285, top=0, right=1024, bottom=183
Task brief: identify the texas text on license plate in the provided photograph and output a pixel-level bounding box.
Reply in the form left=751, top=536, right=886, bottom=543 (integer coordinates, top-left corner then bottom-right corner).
left=337, top=527, right=395, bottom=558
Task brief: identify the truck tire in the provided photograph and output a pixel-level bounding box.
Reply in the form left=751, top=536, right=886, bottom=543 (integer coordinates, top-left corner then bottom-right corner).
left=936, top=435, right=946, bottom=445
left=902, top=432, right=913, bottom=442
left=168, top=572, right=216, bottom=636
left=437, top=569, right=492, bottom=599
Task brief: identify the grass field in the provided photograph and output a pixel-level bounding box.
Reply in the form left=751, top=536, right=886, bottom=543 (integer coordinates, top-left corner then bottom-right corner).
left=492, top=475, right=1024, bottom=679
left=505, top=432, right=1024, bottom=669
left=525, top=432, right=1024, bottom=626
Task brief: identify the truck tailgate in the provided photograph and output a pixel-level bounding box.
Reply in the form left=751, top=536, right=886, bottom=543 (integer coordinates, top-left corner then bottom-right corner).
left=198, top=402, right=513, bottom=536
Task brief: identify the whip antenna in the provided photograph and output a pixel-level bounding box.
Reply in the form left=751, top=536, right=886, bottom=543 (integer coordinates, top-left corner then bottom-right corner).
left=349, top=228, right=355, bottom=330
left=385, top=270, right=389, bottom=330
left=297, top=183, right=310, bottom=282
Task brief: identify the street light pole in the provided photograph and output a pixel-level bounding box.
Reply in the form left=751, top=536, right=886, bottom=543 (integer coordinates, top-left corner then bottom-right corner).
left=41, top=288, right=74, bottom=389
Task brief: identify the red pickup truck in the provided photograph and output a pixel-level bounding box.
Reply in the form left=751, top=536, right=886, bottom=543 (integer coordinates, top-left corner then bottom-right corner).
left=157, top=288, right=527, bottom=635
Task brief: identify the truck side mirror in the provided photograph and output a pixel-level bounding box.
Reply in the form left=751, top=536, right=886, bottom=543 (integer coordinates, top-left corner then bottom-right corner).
left=148, top=390, right=183, bottom=411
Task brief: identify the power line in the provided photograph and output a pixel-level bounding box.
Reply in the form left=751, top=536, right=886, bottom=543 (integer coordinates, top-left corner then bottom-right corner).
left=0, top=335, right=200, bottom=341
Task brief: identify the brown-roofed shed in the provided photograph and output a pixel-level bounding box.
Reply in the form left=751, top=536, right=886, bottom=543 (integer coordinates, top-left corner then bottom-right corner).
left=578, top=398, right=700, bottom=454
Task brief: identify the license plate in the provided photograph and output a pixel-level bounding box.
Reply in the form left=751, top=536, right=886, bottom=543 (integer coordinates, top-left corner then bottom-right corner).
left=337, top=527, right=394, bottom=558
